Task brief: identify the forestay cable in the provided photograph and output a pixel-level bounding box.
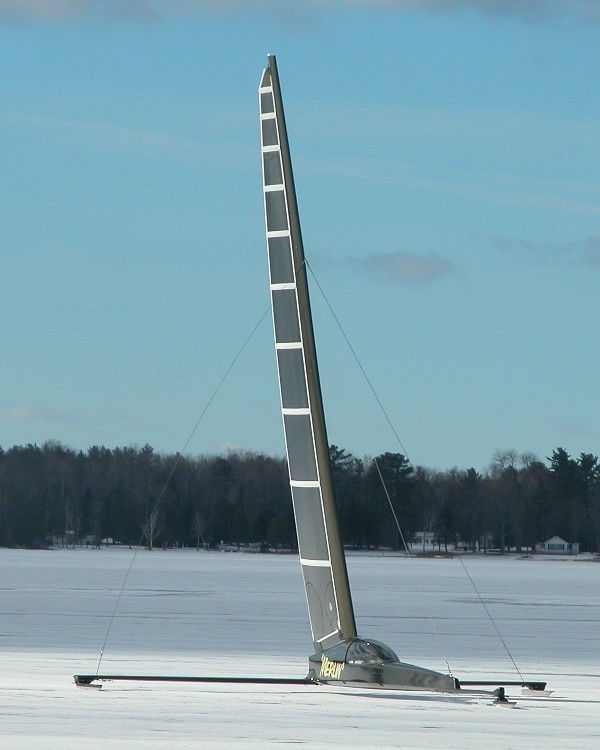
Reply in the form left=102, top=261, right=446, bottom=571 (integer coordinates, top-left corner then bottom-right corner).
left=94, top=305, right=272, bottom=675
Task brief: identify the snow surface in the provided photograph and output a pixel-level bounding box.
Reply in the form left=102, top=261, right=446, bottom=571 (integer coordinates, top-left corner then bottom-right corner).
left=1, top=548, right=599, bottom=749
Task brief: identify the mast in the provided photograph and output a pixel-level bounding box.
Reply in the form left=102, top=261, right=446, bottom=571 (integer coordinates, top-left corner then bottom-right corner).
left=259, top=55, right=357, bottom=651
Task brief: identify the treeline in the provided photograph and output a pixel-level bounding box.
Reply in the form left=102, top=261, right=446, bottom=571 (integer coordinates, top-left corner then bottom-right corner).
left=0, top=442, right=599, bottom=553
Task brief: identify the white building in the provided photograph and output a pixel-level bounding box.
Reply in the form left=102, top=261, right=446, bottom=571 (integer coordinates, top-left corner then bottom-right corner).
left=535, top=535, right=579, bottom=555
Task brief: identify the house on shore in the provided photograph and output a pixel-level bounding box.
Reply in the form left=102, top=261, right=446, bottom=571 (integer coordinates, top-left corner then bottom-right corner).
left=535, top=535, right=579, bottom=555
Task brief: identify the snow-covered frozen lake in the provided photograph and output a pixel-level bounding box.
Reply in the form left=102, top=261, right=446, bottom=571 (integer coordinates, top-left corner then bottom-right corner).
left=1, top=548, right=599, bottom=748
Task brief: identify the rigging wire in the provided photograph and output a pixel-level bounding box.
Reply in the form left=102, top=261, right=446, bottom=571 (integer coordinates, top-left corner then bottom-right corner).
left=374, top=459, right=453, bottom=679
left=308, top=260, right=527, bottom=682
left=94, top=305, right=272, bottom=675
left=305, top=261, right=412, bottom=464
left=455, top=556, right=525, bottom=682
left=306, top=260, right=454, bottom=674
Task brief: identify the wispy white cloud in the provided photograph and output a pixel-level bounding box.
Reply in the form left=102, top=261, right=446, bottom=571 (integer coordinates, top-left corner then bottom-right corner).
left=365, top=0, right=600, bottom=23
left=298, top=101, right=600, bottom=219
left=493, top=235, right=600, bottom=268
left=0, top=1, right=160, bottom=24
left=0, top=0, right=265, bottom=24
left=545, top=413, right=594, bottom=438
left=1, top=109, right=250, bottom=167
left=0, top=405, right=79, bottom=424
left=3, top=109, right=192, bottom=151
left=0, top=0, right=597, bottom=25
left=582, top=236, right=600, bottom=266
left=0, top=405, right=35, bottom=422
left=355, top=250, right=454, bottom=284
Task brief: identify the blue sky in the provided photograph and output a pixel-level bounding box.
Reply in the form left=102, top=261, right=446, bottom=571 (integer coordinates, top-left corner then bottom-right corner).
left=1, top=0, right=599, bottom=471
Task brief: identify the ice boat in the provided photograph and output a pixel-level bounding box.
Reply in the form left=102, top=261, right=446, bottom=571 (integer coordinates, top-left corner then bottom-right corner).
left=74, top=57, right=548, bottom=703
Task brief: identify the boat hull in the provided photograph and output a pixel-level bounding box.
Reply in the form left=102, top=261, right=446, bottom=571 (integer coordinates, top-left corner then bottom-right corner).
left=309, top=639, right=458, bottom=692
left=315, top=663, right=458, bottom=692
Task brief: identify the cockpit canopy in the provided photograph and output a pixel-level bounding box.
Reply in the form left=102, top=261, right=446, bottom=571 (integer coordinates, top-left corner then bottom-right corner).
left=346, top=639, right=398, bottom=665
left=321, top=638, right=399, bottom=666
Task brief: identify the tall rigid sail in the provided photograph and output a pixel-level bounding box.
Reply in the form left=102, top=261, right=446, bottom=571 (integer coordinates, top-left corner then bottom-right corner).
left=259, top=55, right=356, bottom=651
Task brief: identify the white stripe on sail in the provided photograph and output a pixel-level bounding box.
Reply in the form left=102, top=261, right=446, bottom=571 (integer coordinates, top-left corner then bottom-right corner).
left=300, top=559, right=332, bottom=568
left=290, top=480, right=320, bottom=488
left=315, top=630, right=340, bottom=644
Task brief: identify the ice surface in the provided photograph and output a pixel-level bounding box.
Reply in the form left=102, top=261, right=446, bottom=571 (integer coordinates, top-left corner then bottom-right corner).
left=1, top=548, right=599, bottom=748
